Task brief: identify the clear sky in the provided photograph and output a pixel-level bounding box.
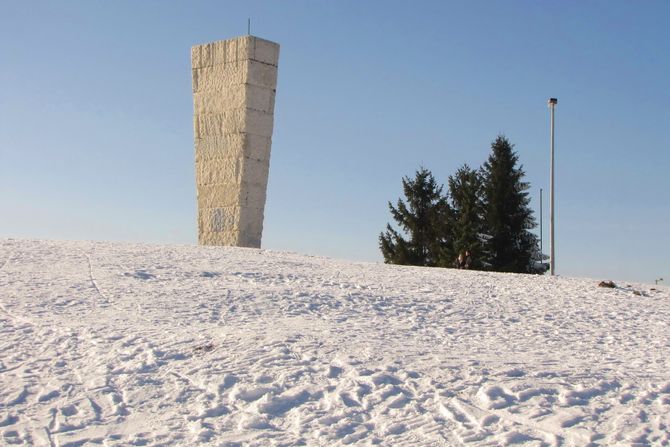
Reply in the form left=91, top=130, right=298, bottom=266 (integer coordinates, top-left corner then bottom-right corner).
left=1, top=1, right=668, bottom=284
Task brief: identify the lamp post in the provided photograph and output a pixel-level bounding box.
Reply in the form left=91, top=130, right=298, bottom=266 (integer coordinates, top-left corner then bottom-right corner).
left=548, top=98, right=558, bottom=276
left=540, top=188, right=543, bottom=270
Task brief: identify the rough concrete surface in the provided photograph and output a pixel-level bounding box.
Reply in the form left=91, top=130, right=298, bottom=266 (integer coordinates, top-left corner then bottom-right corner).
left=192, top=35, right=279, bottom=247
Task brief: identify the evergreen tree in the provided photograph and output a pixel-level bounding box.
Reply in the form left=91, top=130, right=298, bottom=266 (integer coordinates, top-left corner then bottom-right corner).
left=379, top=168, right=452, bottom=267
left=448, top=164, right=485, bottom=269
left=481, top=136, right=540, bottom=273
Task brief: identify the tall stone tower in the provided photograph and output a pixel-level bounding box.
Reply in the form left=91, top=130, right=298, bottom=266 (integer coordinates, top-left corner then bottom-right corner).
left=191, top=35, right=279, bottom=247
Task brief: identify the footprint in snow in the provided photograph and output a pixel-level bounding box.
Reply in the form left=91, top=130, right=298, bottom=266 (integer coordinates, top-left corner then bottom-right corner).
left=124, top=270, right=156, bottom=280
left=257, top=389, right=311, bottom=415
left=476, top=385, right=515, bottom=410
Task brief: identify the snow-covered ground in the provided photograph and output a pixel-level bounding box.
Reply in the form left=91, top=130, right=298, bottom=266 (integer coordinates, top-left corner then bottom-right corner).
left=0, top=239, right=668, bottom=446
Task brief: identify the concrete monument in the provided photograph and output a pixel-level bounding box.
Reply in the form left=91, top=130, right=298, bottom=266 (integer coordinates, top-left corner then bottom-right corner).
left=192, top=35, right=279, bottom=247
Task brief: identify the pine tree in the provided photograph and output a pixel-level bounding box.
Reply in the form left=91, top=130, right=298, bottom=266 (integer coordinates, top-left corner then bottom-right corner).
left=481, top=136, right=540, bottom=273
left=448, top=164, right=485, bottom=269
left=379, top=168, right=452, bottom=267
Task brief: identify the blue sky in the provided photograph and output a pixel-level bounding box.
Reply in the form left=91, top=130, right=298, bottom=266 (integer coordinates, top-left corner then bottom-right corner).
left=1, top=1, right=668, bottom=284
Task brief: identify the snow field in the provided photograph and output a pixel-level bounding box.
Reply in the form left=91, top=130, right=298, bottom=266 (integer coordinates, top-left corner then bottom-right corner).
left=0, top=239, right=669, bottom=446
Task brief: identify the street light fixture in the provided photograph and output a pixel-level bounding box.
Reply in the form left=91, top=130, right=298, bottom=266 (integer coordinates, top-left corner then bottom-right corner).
left=548, top=98, right=558, bottom=276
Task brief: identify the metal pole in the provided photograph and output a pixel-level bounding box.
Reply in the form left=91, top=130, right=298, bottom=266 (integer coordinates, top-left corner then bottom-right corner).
left=548, top=98, right=557, bottom=276
left=540, top=188, right=543, bottom=270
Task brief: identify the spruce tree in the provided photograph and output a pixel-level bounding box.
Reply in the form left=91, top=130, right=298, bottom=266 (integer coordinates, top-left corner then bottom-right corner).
left=481, top=136, right=539, bottom=273
left=448, top=164, right=485, bottom=269
left=379, top=168, right=452, bottom=267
